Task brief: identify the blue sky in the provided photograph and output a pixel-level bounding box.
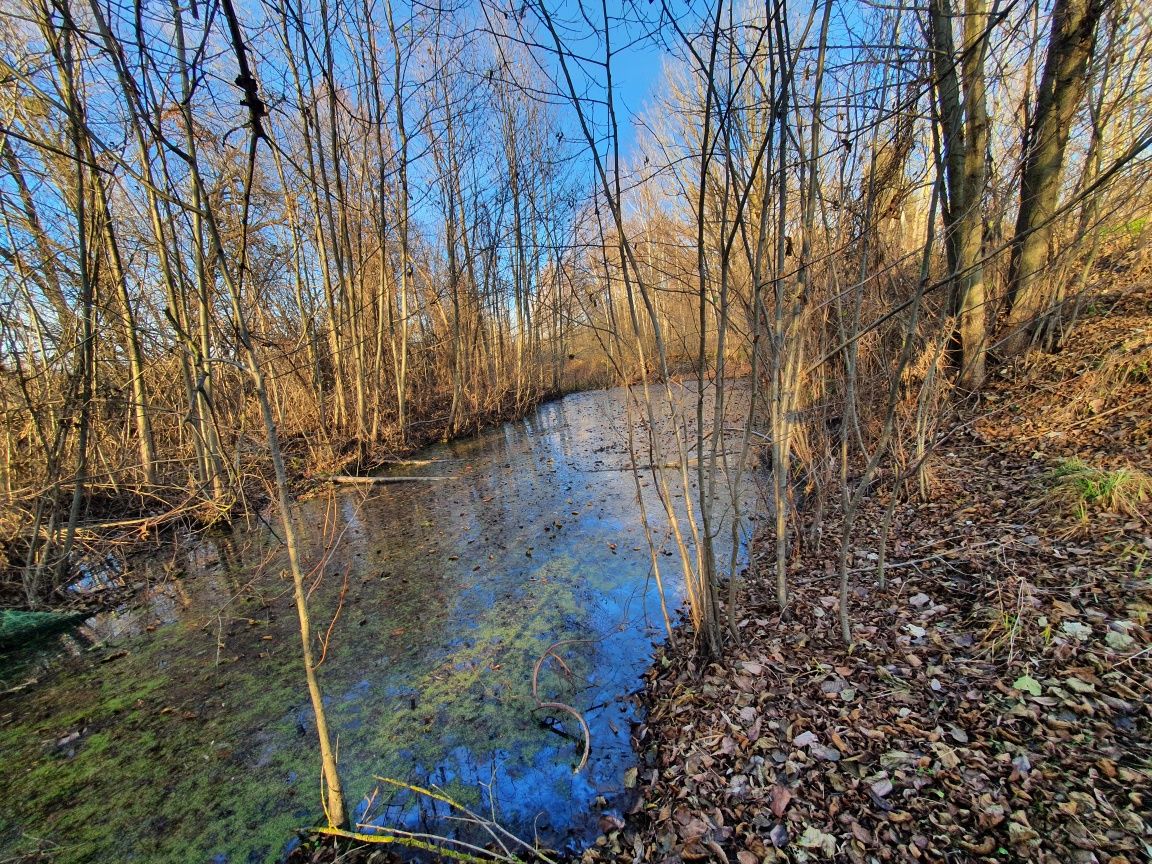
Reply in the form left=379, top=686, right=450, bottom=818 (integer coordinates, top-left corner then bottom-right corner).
left=610, top=34, right=667, bottom=157
left=527, top=0, right=677, bottom=159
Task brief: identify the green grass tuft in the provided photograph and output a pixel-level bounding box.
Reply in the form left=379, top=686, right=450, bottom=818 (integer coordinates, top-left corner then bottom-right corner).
left=1047, top=457, right=1152, bottom=524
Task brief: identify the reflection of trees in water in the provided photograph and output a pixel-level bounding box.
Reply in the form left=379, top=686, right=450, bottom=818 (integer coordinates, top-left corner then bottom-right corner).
left=0, top=385, right=755, bottom=859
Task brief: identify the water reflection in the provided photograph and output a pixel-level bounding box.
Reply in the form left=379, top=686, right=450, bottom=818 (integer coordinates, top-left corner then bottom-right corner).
left=0, top=382, right=756, bottom=863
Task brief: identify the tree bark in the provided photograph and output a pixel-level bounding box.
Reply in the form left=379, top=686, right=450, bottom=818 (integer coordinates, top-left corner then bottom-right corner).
left=1003, top=0, right=1108, bottom=356
left=929, top=0, right=990, bottom=389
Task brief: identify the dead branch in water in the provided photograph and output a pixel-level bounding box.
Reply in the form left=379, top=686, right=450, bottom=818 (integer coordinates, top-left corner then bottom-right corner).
left=315, top=826, right=497, bottom=863
left=381, top=458, right=464, bottom=466
left=531, top=638, right=595, bottom=773
left=315, top=776, right=560, bottom=863
left=535, top=700, right=591, bottom=772
left=326, top=475, right=460, bottom=484
left=314, top=569, right=349, bottom=668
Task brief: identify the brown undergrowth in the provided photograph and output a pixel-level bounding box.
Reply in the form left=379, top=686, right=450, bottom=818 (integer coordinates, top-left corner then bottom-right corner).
left=0, top=388, right=565, bottom=611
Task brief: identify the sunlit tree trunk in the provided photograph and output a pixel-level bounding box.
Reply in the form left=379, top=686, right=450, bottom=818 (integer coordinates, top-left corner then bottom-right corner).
left=189, top=0, right=350, bottom=827
left=929, top=0, right=990, bottom=389
left=1004, top=0, right=1108, bottom=356
left=385, top=0, right=410, bottom=440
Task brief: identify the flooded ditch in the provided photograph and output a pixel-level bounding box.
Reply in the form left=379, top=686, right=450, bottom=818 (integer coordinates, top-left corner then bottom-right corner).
left=0, top=383, right=756, bottom=864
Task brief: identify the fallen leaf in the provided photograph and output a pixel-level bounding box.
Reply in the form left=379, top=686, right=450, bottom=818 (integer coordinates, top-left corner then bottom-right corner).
left=1061, top=621, right=1092, bottom=640
left=1013, top=674, right=1042, bottom=696
left=797, top=826, right=837, bottom=857
left=770, top=784, right=792, bottom=817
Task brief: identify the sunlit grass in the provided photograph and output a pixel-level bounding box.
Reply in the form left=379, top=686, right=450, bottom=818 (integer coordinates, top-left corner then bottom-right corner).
left=1047, top=457, right=1152, bottom=524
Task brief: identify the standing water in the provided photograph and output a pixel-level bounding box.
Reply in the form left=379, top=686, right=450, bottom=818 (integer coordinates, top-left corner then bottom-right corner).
left=0, top=383, right=756, bottom=863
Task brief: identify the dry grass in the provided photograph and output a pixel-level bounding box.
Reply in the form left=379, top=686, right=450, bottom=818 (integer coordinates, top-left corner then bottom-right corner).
left=1045, top=456, right=1152, bottom=525
left=1095, top=331, right=1152, bottom=389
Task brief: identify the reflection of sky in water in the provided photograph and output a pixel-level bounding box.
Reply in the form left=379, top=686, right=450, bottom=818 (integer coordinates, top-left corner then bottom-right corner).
left=1, top=383, right=756, bottom=863
left=314, top=383, right=757, bottom=853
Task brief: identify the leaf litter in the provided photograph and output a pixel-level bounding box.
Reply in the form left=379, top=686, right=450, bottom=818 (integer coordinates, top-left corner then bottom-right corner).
left=584, top=291, right=1152, bottom=864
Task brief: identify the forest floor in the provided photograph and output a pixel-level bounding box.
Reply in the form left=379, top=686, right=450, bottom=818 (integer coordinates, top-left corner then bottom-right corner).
left=582, top=285, right=1152, bottom=863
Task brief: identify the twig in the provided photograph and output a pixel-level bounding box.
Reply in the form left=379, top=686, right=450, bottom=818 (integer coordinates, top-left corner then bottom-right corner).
left=849, top=539, right=1002, bottom=574
left=535, top=701, right=591, bottom=772
left=373, top=777, right=557, bottom=862
left=314, top=569, right=349, bottom=668
left=327, top=475, right=459, bottom=483
left=530, top=639, right=595, bottom=773
left=315, top=826, right=495, bottom=864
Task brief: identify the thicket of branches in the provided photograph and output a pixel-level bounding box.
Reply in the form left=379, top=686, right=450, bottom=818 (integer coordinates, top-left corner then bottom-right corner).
left=532, top=0, right=1152, bottom=652
left=0, top=0, right=614, bottom=602
left=1, top=0, right=1150, bottom=643
left=2, top=0, right=1150, bottom=839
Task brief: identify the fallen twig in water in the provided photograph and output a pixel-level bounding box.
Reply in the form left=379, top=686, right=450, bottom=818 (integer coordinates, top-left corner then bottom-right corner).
left=535, top=700, right=591, bottom=772
left=326, top=475, right=459, bottom=483
left=314, top=777, right=559, bottom=863
left=315, top=826, right=494, bottom=863
left=314, top=569, right=349, bottom=668
left=531, top=639, right=594, bottom=773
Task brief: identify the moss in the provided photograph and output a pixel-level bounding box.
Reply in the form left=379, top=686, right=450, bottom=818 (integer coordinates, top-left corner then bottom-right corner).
left=356, top=556, right=590, bottom=759
left=0, top=488, right=640, bottom=864
left=0, top=605, right=323, bottom=864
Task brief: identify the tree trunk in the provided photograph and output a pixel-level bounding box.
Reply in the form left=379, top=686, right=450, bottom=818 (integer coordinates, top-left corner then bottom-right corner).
left=957, top=0, right=990, bottom=389
left=1003, top=0, right=1107, bottom=356
left=929, top=0, right=990, bottom=389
